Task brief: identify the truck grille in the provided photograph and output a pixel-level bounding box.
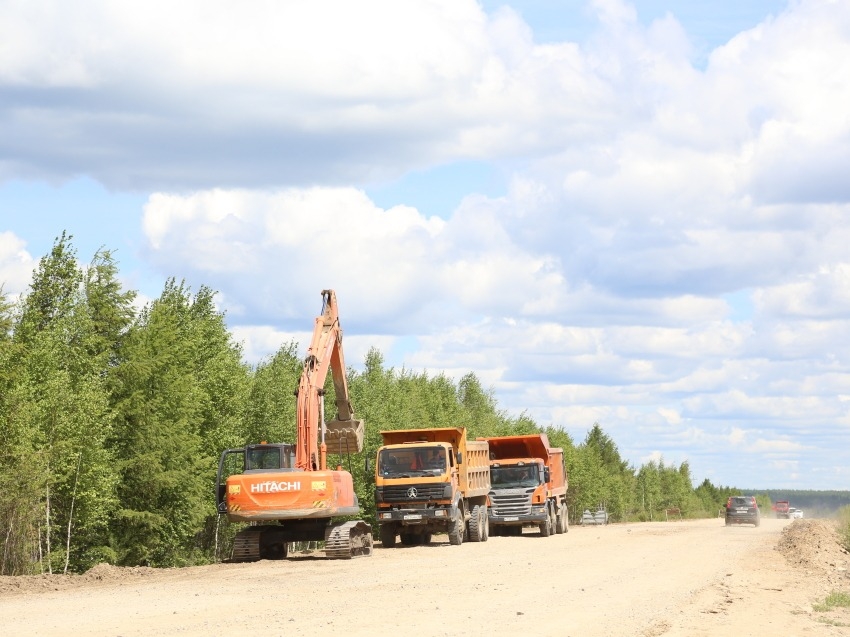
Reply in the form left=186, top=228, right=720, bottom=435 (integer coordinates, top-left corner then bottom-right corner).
left=379, top=483, right=447, bottom=502
left=490, top=488, right=535, bottom=516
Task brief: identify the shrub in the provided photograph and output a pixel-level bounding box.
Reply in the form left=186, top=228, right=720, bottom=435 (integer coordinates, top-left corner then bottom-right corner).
left=838, top=505, right=850, bottom=553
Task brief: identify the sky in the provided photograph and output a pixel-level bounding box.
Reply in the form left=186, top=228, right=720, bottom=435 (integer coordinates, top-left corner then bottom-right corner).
left=2, top=0, right=849, bottom=491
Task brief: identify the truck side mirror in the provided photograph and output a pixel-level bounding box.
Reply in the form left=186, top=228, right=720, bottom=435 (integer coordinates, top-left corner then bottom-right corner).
left=544, top=468, right=550, bottom=483
left=456, top=452, right=463, bottom=464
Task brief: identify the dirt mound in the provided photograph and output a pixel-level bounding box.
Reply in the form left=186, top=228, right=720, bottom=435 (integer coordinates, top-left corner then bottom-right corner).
left=0, top=563, right=158, bottom=596
left=776, top=519, right=850, bottom=588
left=80, top=562, right=157, bottom=582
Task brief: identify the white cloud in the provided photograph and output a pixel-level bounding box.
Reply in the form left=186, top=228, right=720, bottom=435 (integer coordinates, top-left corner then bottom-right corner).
left=0, top=232, right=36, bottom=297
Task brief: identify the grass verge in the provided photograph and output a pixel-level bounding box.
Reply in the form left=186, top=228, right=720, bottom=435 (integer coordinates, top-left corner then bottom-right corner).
left=813, top=591, right=850, bottom=613
left=838, top=505, right=850, bottom=553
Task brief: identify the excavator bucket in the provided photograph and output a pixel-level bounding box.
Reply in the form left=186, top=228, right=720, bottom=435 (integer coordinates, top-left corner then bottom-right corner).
left=324, top=419, right=365, bottom=454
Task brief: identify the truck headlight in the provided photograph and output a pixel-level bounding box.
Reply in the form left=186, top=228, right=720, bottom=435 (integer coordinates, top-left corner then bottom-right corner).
left=434, top=509, right=447, bottom=517
left=379, top=512, right=392, bottom=520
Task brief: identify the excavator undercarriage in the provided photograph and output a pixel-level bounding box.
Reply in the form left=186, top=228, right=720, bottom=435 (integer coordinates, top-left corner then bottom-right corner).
left=230, top=520, right=373, bottom=561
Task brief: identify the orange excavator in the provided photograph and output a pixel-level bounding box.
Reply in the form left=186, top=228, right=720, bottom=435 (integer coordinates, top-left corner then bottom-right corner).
left=216, top=289, right=373, bottom=560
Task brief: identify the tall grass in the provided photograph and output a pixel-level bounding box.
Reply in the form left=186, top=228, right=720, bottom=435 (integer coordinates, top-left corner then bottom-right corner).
left=838, top=505, right=850, bottom=553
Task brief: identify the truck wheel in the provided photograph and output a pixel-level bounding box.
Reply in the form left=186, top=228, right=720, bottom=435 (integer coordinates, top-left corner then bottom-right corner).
left=422, top=532, right=432, bottom=545
left=468, top=505, right=485, bottom=542
left=555, top=505, right=566, bottom=534
left=539, top=504, right=553, bottom=537
left=379, top=524, right=396, bottom=548
left=480, top=508, right=489, bottom=542
left=448, top=517, right=464, bottom=546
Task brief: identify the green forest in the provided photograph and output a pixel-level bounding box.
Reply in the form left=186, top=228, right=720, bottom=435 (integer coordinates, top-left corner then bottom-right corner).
left=0, top=234, right=760, bottom=575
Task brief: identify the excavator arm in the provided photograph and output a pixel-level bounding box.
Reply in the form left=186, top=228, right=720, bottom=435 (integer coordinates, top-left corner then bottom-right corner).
left=295, top=289, right=364, bottom=471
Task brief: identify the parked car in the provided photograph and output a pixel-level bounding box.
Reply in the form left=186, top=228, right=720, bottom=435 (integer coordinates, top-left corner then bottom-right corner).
left=791, top=509, right=804, bottom=519
left=725, top=495, right=760, bottom=527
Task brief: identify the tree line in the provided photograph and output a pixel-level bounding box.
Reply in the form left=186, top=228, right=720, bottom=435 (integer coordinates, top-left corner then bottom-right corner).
left=1, top=234, right=740, bottom=575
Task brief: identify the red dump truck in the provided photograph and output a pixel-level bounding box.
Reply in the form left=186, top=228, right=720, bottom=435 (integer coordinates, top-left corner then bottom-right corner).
left=479, top=434, right=568, bottom=536
left=774, top=500, right=791, bottom=519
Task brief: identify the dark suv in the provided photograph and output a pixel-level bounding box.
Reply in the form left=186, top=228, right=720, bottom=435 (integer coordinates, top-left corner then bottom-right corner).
left=725, top=495, right=760, bottom=526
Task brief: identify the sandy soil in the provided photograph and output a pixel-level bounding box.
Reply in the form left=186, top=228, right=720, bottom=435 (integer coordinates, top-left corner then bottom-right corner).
left=1, top=517, right=848, bottom=636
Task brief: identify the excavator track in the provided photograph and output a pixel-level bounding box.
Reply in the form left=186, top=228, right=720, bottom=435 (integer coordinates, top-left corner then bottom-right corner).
left=231, top=526, right=263, bottom=562
left=324, top=521, right=374, bottom=559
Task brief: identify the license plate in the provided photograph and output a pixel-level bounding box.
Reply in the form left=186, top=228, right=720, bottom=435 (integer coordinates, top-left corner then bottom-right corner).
left=404, top=514, right=422, bottom=520
left=736, top=508, right=748, bottom=512
left=504, top=516, right=519, bottom=521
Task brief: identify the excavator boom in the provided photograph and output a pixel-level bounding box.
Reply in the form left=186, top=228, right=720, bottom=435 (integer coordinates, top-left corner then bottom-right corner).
left=295, top=289, right=365, bottom=470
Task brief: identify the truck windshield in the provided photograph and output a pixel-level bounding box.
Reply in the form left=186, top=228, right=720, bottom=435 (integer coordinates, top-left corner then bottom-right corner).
left=379, top=447, right=446, bottom=477
left=491, top=464, right=540, bottom=488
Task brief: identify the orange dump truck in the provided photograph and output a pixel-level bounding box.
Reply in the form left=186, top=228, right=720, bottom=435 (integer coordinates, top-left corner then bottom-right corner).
left=479, top=434, right=568, bottom=536
left=374, top=428, right=490, bottom=547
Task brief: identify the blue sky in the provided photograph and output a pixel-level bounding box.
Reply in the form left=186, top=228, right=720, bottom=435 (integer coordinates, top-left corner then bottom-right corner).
left=2, top=0, right=849, bottom=490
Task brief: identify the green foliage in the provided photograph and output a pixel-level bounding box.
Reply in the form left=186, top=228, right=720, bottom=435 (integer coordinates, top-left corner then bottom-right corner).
left=109, top=279, right=250, bottom=567
left=754, top=494, right=773, bottom=512
left=1, top=234, right=118, bottom=574
left=838, top=506, right=850, bottom=553
left=0, top=285, right=14, bottom=339
left=813, top=590, right=850, bottom=612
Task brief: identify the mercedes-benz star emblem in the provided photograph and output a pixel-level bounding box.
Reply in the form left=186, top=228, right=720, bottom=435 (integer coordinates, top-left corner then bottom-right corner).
left=407, top=487, right=418, bottom=498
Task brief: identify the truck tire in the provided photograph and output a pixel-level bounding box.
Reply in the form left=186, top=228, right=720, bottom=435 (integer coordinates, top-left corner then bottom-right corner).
left=555, top=505, right=566, bottom=534
left=468, top=505, right=485, bottom=542
left=379, top=524, right=396, bottom=548
left=448, top=516, right=464, bottom=546
left=422, top=532, right=432, bottom=545
left=539, top=504, right=553, bottom=537
left=480, top=508, right=489, bottom=542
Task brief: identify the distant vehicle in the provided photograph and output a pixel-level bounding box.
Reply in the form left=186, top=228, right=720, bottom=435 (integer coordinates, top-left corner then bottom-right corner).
left=791, top=509, right=804, bottom=519
left=774, top=500, right=791, bottom=519
left=581, top=506, right=608, bottom=525
left=725, top=495, right=760, bottom=527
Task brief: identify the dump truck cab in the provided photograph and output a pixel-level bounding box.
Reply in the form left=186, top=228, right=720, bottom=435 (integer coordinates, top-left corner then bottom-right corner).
left=377, top=443, right=453, bottom=480
left=374, top=428, right=490, bottom=547
left=489, top=456, right=551, bottom=525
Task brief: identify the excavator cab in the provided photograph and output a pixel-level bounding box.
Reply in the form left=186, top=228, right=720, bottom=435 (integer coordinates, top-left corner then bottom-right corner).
left=245, top=443, right=296, bottom=471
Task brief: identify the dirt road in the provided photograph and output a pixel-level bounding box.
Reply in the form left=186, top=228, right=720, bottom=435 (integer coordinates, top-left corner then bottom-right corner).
left=1, top=518, right=848, bottom=636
